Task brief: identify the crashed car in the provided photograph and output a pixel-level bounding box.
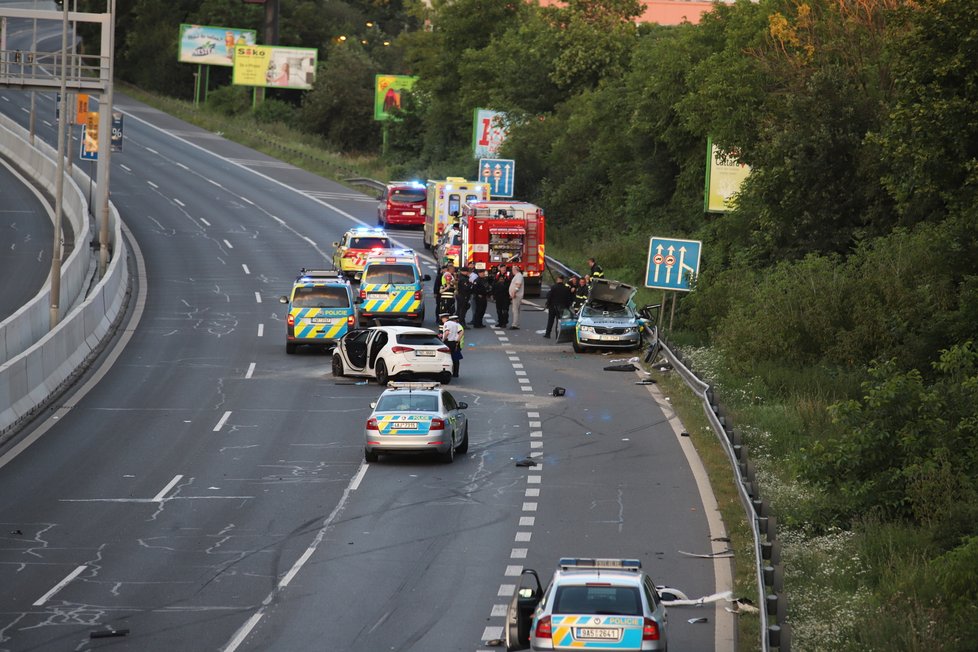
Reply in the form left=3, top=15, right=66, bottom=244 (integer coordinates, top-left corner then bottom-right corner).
left=558, top=279, right=647, bottom=353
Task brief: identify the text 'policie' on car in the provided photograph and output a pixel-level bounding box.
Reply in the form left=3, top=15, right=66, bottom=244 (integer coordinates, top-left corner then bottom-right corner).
left=332, top=325, right=454, bottom=385
left=363, top=381, right=469, bottom=463
left=279, top=269, right=357, bottom=354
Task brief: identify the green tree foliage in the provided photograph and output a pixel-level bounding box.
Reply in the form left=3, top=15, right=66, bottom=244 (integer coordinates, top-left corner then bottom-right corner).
left=299, top=44, right=380, bottom=151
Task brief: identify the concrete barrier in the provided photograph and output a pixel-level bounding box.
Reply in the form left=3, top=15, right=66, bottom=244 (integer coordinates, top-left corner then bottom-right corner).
left=0, top=114, right=129, bottom=436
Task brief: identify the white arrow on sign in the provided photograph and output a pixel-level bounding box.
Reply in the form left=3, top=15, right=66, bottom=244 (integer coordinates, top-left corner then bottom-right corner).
left=653, top=244, right=663, bottom=283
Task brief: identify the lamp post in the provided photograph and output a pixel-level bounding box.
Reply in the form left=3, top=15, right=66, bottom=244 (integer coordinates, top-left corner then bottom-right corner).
left=50, top=0, right=70, bottom=328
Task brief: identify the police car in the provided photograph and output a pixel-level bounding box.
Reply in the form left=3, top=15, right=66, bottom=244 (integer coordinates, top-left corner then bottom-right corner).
left=506, top=558, right=669, bottom=651
left=364, top=382, right=469, bottom=463
left=332, top=325, right=453, bottom=385
left=357, top=249, right=430, bottom=326
left=331, top=227, right=394, bottom=280
left=278, top=269, right=357, bottom=354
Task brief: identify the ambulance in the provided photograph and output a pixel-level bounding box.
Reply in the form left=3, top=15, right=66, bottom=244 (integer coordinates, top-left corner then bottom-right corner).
left=279, top=269, right=357, bottom=354
left=331, top=227, right=394, bottom=280
left=423, top=178, right=491, bottom=251
left=357, top=249, right=431, bottom=326
left=459, top=200, right=546, bottom=297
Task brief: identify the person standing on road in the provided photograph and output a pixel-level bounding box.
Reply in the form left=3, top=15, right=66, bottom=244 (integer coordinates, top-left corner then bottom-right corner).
left=587, top=257, right=605, bottom=279
left=543, top=274, right=572, bottom=339
left=455, top=266, right=473, bottom=325
left=439, top=264, right=457, bottom=316
left=440, top=313, right=464, bottom=378
left=508, top=265, right=525, bottom=330
left=493, top=269, right=511, bottom=328
left=471, top=268, right=490, bottom=328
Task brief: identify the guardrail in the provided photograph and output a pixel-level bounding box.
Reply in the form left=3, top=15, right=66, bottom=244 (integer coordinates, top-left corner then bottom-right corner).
left=0, top=113, right=129, bottom=437
left=549, top=257, right=790, bottom=652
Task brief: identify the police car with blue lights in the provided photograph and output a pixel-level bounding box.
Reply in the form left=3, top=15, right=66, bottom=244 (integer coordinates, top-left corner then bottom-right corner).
left=357, top=249, right=431, bottom=326
left=279, top=269, right=357, bottom=354
left=364, top=382, right=469, bottom=463
left=506, top=558, right=669, bottom=651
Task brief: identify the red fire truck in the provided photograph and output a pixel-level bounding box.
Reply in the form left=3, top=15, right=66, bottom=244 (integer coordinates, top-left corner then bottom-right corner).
left=459, top=201, right=546, bottom=297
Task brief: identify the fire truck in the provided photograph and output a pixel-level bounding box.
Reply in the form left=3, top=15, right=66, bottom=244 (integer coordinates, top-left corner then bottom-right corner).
left=423, top=178, right=491, bottom=251
left=459, top=200, right=546, bottom=297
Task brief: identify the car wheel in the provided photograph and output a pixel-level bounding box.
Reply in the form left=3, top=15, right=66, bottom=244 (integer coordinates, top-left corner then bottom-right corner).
left=376, top=360, right=389, bottom=385
left=364, top=448, right=378, bottom=463
left=439, top=371, right=452, bottom=385
left=331, top=354, right=345, bottom=377
left=457, top=424, right=469, bottom=454
left=286, top=342, right=297, bottom=354
left=572, top=338, right=584, bottom=353
left=438, top=438, right=455, bottom=463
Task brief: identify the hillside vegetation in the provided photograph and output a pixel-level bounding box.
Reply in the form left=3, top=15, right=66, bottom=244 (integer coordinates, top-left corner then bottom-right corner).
left=83, top=1, right=978, bottom=649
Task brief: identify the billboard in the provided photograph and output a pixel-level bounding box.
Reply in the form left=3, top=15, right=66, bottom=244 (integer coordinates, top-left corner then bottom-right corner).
left=704, top=137, right=751, bottom=213
left=374, top=75, right=419, bottom=121
left=178, top=24, right=257, bottom=67
left=473, top=108, right=508, bottom=159
left=232, top=45, right=318, bottom=90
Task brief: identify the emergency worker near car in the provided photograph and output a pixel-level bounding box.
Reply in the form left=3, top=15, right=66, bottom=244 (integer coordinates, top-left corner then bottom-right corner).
left=543, top=274, right=572, bottom=339
left=588, top=257, right=605, bottom=279
left=471, top=268, right=490, bottom=328
left=492, top=266, right=511, bottom=327
left=439, top=264, right=457, bottom=315
left=455, top=266, right=473, bottom=326
left=439, top=313, right=464, bottom=377
left=508, top=265, right=525, bottom=330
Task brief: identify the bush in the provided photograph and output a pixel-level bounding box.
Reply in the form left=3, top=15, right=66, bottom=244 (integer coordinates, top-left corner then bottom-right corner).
left=253, top=98, right=296, bottom=125
left=207, top=85, right=253, bottom=117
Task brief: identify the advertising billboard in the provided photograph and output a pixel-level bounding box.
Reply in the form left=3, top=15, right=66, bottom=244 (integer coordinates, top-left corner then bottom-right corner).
left=374, top=75, right=419, bottom=121
left=232, top=45, right=318, bottom=90
left=178, top=24, right=257, bottom=67
left=704, top=137, right=751, bottom=213
left=473, top=108, right=509, bottom=159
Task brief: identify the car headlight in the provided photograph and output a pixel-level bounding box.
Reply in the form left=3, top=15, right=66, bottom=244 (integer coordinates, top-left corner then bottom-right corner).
left=623, top=326, right=638, bottom=333
left=579, top=325, right=596, bottom=334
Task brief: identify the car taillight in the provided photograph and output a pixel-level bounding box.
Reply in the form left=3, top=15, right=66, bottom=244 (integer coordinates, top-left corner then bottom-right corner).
left=420, top=207, right=426, bottom=215
left=360, top=289, right=367, bottom=300
left=414, top=291, right=421, bottom=301
left=642, top=618, right=660, bottom=641
left=347, top=315, right=355, bottom=327
left=534, top=615, right=552, bottom=639
left=343, top=251, right=358, bottom=258
left=287, top=313, right=295, bottom=327
left=437, top=346, right=450, bottom=353
left=366, top=418, right=379, bottom=431
left=430, top=418, right=445, bottom=430
left=391, top=346, right=414, bottom=353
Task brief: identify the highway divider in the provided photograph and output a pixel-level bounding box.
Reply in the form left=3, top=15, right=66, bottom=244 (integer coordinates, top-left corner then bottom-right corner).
left=0, top=113, right=129, bottom=437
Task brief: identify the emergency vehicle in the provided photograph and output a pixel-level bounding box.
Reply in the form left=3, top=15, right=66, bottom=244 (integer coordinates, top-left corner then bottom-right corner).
left=331, top=227, right=394, bottom=280
left=357, top=249, right=431, bottom=326
left=459, top=200, right=546, bottom=297
left=279, top=269, right=357, bottom=354
left=423, top=178, right=491, bottom=251
left=377, top=181, right=427, bottom=228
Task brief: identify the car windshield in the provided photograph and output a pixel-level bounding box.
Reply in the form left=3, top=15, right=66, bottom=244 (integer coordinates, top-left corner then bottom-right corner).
left=553, top=585, right=642, bottom=616
left=375, top=394, right=439, bottom=412
left=397, top=333, right=443, bottom=347
left=349, top=237, right=390, bottom=249
left=363, top=264, right=417, bottom=285
left=292, top=287, right=349, bottom=308
left=581, top=302, right=632, bottom=318
left=390, top=188, right=425, bottom=203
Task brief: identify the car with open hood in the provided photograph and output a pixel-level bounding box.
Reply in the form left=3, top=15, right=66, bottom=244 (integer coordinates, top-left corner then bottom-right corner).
left=558, top=279, right=645, bottom=352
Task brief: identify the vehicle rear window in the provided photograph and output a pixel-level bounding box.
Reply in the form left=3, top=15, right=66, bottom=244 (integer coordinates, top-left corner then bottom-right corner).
left=553, top=585, right=642, bottom=616
left=376, top=394, right=439, bottom=412
left=363, top=264, right=417, bottom=285
left=292, top=287, right=349, bottom=308
left=397, top=333, right=443, bottom=347
left=390, top=188, right=425, bottom=203
left=349, top=237, right=390, bottom=249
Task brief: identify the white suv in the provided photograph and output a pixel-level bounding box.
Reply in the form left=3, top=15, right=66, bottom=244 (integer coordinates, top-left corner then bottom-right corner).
left=332, top=326, right=453, bottom=385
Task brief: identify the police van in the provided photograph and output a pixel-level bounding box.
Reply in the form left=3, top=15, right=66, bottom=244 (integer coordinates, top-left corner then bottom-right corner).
left=279, top=269, right=357, bottom=354
left=357, top=250, right=431, bottom=326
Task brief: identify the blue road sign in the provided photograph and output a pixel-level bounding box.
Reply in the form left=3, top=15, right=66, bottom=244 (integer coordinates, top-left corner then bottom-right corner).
left=79, top=125, right=97, bottom=161
left=645, top=237, right=701, bottom=292
left=478, top=158, right=515, bottom=198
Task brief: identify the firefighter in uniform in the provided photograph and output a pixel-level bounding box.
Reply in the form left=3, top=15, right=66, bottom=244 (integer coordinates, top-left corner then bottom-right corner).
left=587, top=257, right=605, bottom=279
left=471, top=268, right=490, bottom=328
left=439, top=264, right=457, bottom=316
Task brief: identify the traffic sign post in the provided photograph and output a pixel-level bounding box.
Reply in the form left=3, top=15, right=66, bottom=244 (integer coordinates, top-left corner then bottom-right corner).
left=645, top=236, right=701, bottom=292
left=110, top=111, right=124, bottom=152
left=478, top=158, right=515, bottom=198
left=79, top=124, right=97, bottom=161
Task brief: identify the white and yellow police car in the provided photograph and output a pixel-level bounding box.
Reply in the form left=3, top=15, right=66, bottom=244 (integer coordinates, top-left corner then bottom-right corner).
left=357, top=249, right=431, bottom=326
left=279, top=269, right=356, bottom=354
left=363, top=382, right=469, bottom=463
left=331, top=227, right=394, bottom=280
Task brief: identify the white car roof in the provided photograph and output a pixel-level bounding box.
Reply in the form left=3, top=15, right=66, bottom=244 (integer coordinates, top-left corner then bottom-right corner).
left=370, top=326, right=439, bottom=335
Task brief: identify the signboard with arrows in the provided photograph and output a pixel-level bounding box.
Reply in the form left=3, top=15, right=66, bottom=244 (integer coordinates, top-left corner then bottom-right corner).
left=645, top=237, right=701, bottom=292
left=478, top=158, right=515, bottom=198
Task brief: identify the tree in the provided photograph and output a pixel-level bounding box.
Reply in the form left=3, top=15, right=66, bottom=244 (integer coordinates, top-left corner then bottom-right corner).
left=300, top=43, right=380, bottom=151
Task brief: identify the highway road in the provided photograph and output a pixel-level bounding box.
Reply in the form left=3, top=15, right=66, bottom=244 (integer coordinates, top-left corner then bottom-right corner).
left=0, top=155, right=52, bottom=323
left=0, top=28, right=732, bottom=651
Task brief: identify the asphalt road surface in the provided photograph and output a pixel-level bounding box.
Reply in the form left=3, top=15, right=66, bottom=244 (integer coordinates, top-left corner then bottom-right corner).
left=0, top=156, right=52, bottom=323
left=0, top=53, right=732, bottom=652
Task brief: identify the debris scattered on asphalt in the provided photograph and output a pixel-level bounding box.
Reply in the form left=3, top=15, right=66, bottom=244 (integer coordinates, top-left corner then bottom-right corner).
left=515, top=457, right=538, bottom=467
left=635, top=379, right=656, bottom=385
left=90, top=629, right=129, bottom=639
left=552, top=386, right=566, bottom=397
left=604, top=364, right=637, bottom=372
left=680, top=431, right=690, bottom=437
left=688, top=617, right=709, bottom=624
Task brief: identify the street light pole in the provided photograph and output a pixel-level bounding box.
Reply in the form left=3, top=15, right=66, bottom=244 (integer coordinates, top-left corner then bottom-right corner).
left=96, top=0, right=114, bottom=276
left=50, top=0, right=70, bottom=328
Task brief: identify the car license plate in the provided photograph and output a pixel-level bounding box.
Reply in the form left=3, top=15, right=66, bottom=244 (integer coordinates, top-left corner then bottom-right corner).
left=368, top=293, right=388, bottom=301
left=415, top=350, right=435, bottom=357
left=309, top=318, right=333, bottom=324
left=402, top=211, right=415, bottom=216
left=392, top=422, right=418, bottom=429
left=602, top=334, right=621, bottom=341
left=576, top=628, right=619, bottom=640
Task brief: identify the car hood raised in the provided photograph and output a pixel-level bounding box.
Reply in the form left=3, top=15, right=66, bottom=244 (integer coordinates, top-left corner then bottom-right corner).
left=586, top=278, right=637, bottom=307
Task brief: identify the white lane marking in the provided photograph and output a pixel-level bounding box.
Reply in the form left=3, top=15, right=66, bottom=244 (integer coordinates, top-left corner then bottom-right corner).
left=20, top=107, right=28, bottom=113
left=152, top=475, right=184, bottom=502
left=120, top=164, right=131, bottom=172
left=349, top=463, right=369, bottom=491
left=213, top=411, right=232, bottom=432
left=511, top=548, right=527, bottom=559
left=515, top=532, right=532, bottom=542
left=145, top=147, right=158, bottom=154
left=491, top=604, right=507, bottom=617
left=271, top=215, right=286, bottom=226
left=199, top=218, right=211, bottom=226
left=223, top=461, right=368, bottom=652
left=527, top=412, right=539, bottom=417
left=530, top=431, right=542, bottom=438
left=147, top=180, right=158, bottom=189
left=242, top=264, right=250, bottom=275
left=521, top=386, right=533, bottom=392
left=498, top=337, right=510, bottom=343
left=522, top=502, right=537, bottom=511
left=519, top=516, right=535, bottom=526
left=257, top=324, right=264, bottom=337
left=505, top=565, right=523, bottom=576
left=1, top=96, right=8, bottom=102
left=518, top=378, right=530, bottom=384
left=223, top=239, right=234, bottom=249
left=530, top=451, right=543, bottom=458
left=530, top=441, right=543, bottom=449
left=43, top=120, right=52, bottom=127
left=497, top=585, right=515, bottom=597
left=482, top=626, right=503, bottom=642
left=303, top=236, right=316, bottom=247
left=527, top=476, right=541, bottom=484
left=245, top=363, right=256, bottom=379
left=254, top=292, right=262, bottom=304
left=173, top=198, right=185, bottom=207
left=525, top=488, right=540, bottom=497
left=33, top=565, right=87, bottom=606
left=240, top=196, right=254, bottom=205
left=176, top=162, right=189, bottom=171
left=529, top=421, right=541, bottom=428
left=515, top=370, right=527, bottom=376
left=207, top=178, right=222, bottom=187
left=508, top=357, right=520, bottom=361
left=505, top=350, right=516, bottom=355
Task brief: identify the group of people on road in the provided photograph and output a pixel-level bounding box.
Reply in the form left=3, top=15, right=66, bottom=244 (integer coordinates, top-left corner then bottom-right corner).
left=542, top=258, right=604, bottom=339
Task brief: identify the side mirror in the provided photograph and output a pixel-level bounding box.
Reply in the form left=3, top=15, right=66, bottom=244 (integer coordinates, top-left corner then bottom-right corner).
left=369, top=402, right=377, bottom=409
left=423, top=274, right=432, bottom=281
left=458, top=402, right=468, bottom=410
left=279, top=296, right=289, bottom=304
left=332, top=241, right=339, bottom=248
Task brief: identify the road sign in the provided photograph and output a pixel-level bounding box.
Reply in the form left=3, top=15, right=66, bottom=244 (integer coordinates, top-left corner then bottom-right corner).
left=478, top=158, right=515, bottom=198
left=80, top=125, right=97, bottom=161
left=645, top=237, right=701, bottom=292
left=111, top=112, right=124, bottom=152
